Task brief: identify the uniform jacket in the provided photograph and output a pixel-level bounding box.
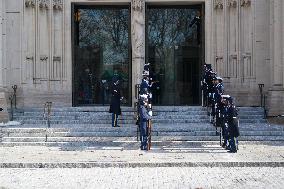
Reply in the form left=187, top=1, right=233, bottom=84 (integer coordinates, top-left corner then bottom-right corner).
left=140, top=79, right=150, bottom=95
left=226, top=106, right=240, bottom=137
left=139, top=105, right=151, bottom=122
left=109, top=83, right=121, bottom=115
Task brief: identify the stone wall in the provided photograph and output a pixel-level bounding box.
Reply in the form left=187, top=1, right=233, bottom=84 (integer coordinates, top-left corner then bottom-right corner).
left=0, top=0, right=283, bottom=115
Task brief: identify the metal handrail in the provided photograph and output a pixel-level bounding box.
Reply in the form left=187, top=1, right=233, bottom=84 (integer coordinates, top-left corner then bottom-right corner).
left=43, top=102, right=52, bottom=142
left=8, top=95, right=15, bottom=121
left=12, top=85, right=17, bottom=109
left=8, top=85, right=18, bottom=121
left=258, top=84, right=267, bottom=118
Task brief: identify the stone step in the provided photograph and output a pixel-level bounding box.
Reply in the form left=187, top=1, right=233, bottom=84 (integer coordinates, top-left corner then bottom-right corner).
left=0, top=140, right=281, bottom=148
left=2, top=135, right=284, bottom=143
left=13, top=106, right=263, bottom=112
left=14, top=110, right=209, bottom=117
left=3, top=130, right=284, bottom=138
left=2, top=126, right=284, bottom=135
left=16, top=114, right=217, bottom=120
left=2, top=122, right=282, bottom=130
left=12, top=112, right=264, bottom=121
left=17, top=119, right=266, bottom=124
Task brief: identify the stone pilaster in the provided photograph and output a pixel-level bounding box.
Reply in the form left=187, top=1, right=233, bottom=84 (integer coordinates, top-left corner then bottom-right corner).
left=131, top=0, right=145, bottom=106
left=268, top=0, right=284, bottom=116
left=0, top=0, right=3, bottom=91
left=0, top=2, right=8, bottom=122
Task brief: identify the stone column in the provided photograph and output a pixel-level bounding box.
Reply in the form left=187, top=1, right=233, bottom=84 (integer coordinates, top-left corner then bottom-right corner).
left=131, top=0, right=145, bottom=106
left=0, top=1, right=8, bottom=122
left=0, top=0, right=3, bottom=91
left=205, top=0, right=213, bottom=65
left=283, top=0, right=284, bottom=87
left=272, top=0, right=283, bottom=88
left=268, top=0, right=284, bottom=116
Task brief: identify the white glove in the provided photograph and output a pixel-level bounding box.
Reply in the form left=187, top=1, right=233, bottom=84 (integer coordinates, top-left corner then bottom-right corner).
left=148, top=111, right=153, bottom=117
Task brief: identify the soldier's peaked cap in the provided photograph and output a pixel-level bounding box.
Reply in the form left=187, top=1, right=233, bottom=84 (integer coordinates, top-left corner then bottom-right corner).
left=216, top=77, right=223, bottom=81
left=221, top=95, right=231, bottom=99
left=139, top=94, right=148, bottom=101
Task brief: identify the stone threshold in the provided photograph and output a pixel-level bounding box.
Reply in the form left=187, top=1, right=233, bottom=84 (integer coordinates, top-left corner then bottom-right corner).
left=1, top=162, right=284, bottom=168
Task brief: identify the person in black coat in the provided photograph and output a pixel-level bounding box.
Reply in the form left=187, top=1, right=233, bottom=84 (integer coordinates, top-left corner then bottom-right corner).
left=226, top=98, right=239, bottom=153
left=109, top=79, right=122, bottom=127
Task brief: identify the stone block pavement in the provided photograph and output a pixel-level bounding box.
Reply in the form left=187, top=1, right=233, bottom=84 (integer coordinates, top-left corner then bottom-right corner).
left=0, top=141, right=284, bottom=167
left=0, top=141, right=284, bottom=188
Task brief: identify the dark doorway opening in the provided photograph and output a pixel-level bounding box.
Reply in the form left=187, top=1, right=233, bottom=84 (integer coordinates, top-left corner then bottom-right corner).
left=146, top=5, right=204, bottom=106
left=72, top=4, right=132, bottom=106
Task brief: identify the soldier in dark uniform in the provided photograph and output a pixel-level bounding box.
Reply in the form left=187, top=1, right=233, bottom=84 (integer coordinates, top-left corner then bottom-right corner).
left=216, top=77, right=224, bottom=97
left=144, top=62, right=151, bottom=73
left=109, top=78, right=121, bottom=127
left=226, top=97, right=239, bottom=153
left=140, top=75, right=150, bottom=95
left=212, top=77, right=224, bottom=119
left=202, top=64, right=212, bottom=106
left=139, top=95, right=152, bottom=150
left=220, top=95, right=230, bottom=148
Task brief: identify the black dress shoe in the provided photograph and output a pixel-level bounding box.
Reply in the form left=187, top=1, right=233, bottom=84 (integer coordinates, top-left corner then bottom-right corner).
left=116, top=125, right=120, bottom=127
left=228, top=150, right=237, bottom=153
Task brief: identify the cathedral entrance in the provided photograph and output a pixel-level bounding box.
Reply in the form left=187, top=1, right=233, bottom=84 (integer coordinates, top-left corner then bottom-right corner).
left=146, top=5, right=204, bottom=106
left=72, top=4, right=132, bottom=106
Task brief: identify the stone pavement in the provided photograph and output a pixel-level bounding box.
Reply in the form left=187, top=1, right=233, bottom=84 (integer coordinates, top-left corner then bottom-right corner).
left=0, top=141, right=283, bottom=168
left=0, top=167, right=283, bottom=189
left=0, top=141, right=284, bottom=188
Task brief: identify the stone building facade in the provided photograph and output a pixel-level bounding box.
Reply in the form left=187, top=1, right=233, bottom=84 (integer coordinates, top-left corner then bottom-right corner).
left=0, top=0, right=283, bottom=116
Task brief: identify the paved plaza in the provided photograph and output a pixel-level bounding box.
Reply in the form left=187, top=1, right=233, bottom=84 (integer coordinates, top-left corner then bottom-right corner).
left=0, top=141, right=284, bottom=188
left=0, top=167, right=284, bottom=189
left=0, top=141, right=284, bottom=167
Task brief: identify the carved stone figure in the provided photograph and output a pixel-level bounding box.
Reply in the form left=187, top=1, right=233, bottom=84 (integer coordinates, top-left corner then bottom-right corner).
left=132, top=0, right=143, bottom=12
left=39, top=0, right=49, bottom=10
left=214, top=0, right=224, bottom=9
left=228, top=0, right=237, bottom=8
left=240, top=0, right=251, bottom=7
left=53, top=0, right=63, bottom=10
left=25, top=0, right=36, bottom=8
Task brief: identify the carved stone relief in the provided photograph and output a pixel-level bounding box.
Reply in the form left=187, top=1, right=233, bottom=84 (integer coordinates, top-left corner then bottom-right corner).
left=53, top=0, right=63, bottom=11
left=240, top=0, right=251, bottom=7
left=132, top=0, right=143, bottom=12
left=25, top=0, right=36, bottom=8
left=38, top=0, right=49, bottom=10
left=227, top=0, right=237, bottom=8
left=214, top=0, right=224, bottom=10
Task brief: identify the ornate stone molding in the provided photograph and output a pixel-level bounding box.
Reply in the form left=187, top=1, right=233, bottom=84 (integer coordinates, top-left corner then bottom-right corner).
left=242, top=52, right=251, bottom=59
left=214, top=0, right=224, bottom=10
left=216, top=56, right=224, bottom=60
left=132, top=0, right=144, bottom=12
left=25, top=0, right=36, bottom=8
left=53, top=0, right=63, bottom=11
left=38, top=0, right=49, bottom=10
left=53, top=56, right=61, bottom=62
left=26, top=56, right=34, bottom=61
left=40, top=55, right=48, bottom=61
left=240, top=0, right=251, bottom=7
left=227, top=0, right=237, bottom=8
left=230, top=54, right=238, bottom=60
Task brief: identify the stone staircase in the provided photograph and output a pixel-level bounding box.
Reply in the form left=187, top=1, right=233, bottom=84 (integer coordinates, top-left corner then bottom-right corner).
left=0, top=106, right=283, bottom=149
